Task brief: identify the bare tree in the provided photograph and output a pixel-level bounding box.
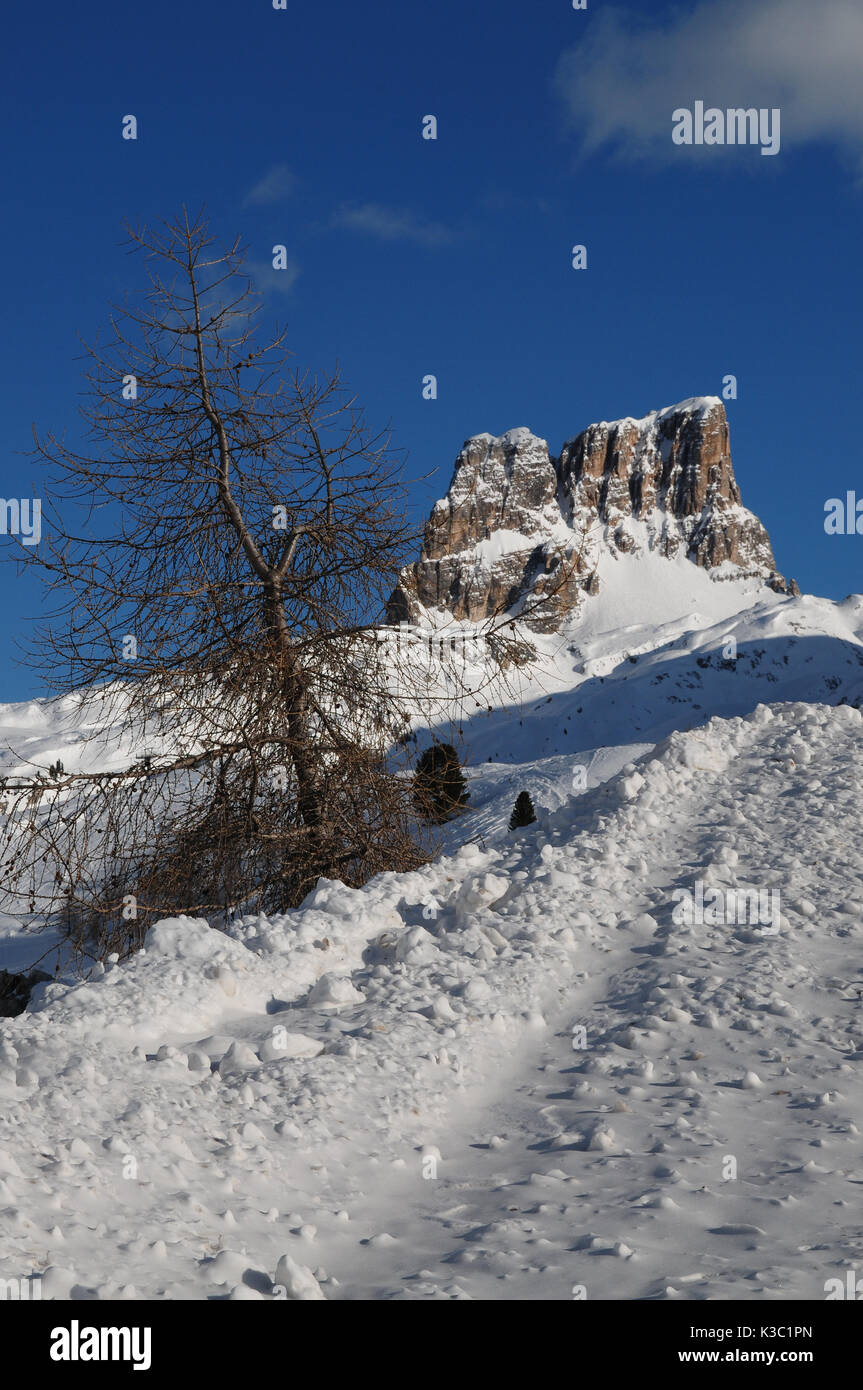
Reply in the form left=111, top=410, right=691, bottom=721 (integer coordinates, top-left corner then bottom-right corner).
left=0, top=207, right=431, bottom=957
left=0, top=207, right=591, bottom=964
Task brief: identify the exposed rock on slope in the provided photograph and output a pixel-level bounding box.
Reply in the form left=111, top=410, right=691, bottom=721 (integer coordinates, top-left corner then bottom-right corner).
left=0, top=967, right=51, bottom=1017
left=389, top=398, right=797, bottom=632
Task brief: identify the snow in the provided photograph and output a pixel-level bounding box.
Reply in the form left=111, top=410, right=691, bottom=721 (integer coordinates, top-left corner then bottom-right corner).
left=450, top=522, right=574, bottom=566
left=562, top=396, right=722, bottom=448
left=498, top=426, right=545, bottom=448
left=2, top=525, right=863, bottom=1300
left=653, top=395, right=720, bottom=420
left=1, top=697, right=863, bottom=1300
left=471, top=400, right=719, bottom=462
left=458, top=426, right=547, bottom=453
left=385, top=544, right=863, bottom=777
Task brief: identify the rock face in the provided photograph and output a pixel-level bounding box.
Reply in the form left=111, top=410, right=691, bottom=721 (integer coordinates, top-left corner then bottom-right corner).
left=0, top=967, right=51, bottom=1018
left=388, top=398, right=796, bottom=632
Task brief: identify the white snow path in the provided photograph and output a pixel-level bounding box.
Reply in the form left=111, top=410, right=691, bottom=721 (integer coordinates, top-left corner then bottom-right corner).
left=372, top=703, right=863, bottom=1300
left=1, top=702, right=862, bottom=1300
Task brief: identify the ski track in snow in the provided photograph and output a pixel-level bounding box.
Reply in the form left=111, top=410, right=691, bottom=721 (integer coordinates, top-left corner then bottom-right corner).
left=1, top=700, right=862, bottom=1300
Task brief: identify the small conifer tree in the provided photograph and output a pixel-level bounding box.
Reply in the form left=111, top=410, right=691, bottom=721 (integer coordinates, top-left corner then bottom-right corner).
left=413, top=743, right=469, bottom=823
left=508, top=789, right=536, bottom=830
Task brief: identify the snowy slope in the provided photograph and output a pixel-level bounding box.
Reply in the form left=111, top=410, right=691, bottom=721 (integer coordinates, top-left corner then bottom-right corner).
left=3, top=559, right=862, bottom=973
left=1, top=701, right=862, bottom=1300
left=398, top=551, right=863, bottom=766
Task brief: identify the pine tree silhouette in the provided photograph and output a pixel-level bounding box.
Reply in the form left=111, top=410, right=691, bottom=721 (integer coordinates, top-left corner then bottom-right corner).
left=508, top=790, right=537, bottom=830
left=413, top=743, right=469, bottom=823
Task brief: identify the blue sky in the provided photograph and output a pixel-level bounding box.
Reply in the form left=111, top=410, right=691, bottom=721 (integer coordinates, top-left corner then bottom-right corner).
left=1, top=0, right=861, bottom=699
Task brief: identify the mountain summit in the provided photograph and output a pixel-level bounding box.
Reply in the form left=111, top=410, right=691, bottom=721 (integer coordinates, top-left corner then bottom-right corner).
left=389, top=397, right=797, bottom=632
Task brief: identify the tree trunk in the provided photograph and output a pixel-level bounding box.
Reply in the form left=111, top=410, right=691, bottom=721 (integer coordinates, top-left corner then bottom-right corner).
left=264, top=584, right=322, bottom=835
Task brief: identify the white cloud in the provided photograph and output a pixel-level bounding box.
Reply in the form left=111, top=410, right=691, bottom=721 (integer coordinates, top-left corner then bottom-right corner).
left=332, top=202, right=453, bottom=247
left=244, top=164, right=295, bottom=206
left=554, top=0, right=863, bottom=169
left=246, top=257, right=301, bottom=295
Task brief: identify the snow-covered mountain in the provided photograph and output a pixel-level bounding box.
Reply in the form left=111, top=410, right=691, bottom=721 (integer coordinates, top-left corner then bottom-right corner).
left=378, top=396, right=862, bottom=764
left=389, top=397, right=798, bottom=634
left=2, top=394, right=863, bottom=1301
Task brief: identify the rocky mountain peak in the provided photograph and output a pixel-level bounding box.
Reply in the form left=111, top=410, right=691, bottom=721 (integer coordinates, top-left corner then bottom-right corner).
left=388, top=397, right=797, bottom=632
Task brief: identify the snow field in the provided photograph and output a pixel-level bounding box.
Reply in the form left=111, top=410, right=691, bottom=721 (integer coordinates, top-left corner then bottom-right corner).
left=1, top=701, right=862, bottom=1299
